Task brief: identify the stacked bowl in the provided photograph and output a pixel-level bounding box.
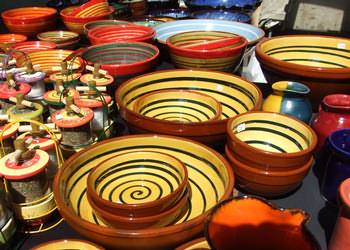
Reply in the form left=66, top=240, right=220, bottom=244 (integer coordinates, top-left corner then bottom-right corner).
left=225, top=111, right=317, bottom=197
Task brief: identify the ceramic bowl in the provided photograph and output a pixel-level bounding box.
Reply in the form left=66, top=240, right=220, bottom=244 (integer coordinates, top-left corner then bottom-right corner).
left=149, top=8, right=191, bottom=19
left=155, top=19, right=264, bottom=46
left=191, top=10, right=251, bottom=23
left=30, top=239, right=105, bottom=250
left=16, top=49, right=84, bottom=74
left=0, top=33, right=27, bottom=51
left=87, top=150, right=188, bottom=217
left=175, top=237, right=210, bottom=249
left=10, top=41, right=57, bottom=53
left=53, top=134, right=234, bottom=249
left=166, top=31, right=247, bottom=71
left=133, top=90, right=222, bottom=123
left=81, top=42, right=159, bottom=77
left=226, top=111, right=317, bottom=170
left=115, top=69, right=262, bottom=145
left=1, top=7, right=57, bottom=36
left=129, top=16, right=167, bottom=27
left=256, top=35, right=350, bottom=110
left=60, top=6, right=115, bottom=34
left=70, top=0, right=110, bottom=17
left=37, top=30, right=80, bottom=49
left=83, top=20, right=130, bottom=34
left=88, top=24, right=155, bottom=45
left=225, top=146, right=313, bottom=197
left=184, top=0, right=260, bottom=11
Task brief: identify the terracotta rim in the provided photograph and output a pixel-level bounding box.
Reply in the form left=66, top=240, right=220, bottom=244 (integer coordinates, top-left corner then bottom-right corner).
left=175, top=237, right=207, bottom=250
left=30, top=238, right=105, bottom=250
left=37, top=30, right=80, bottom=43
left=53, top=134, right=234, bottom=237
left=339, top=178, right=350, bottom=209
left=226, top=111, right=318, bottom=159
left=60, top=6, right=115, bottom=23
left=321, top=94, right=350, bottom=112
left=11, top=41, right=57, bottom=51
left=1, top=7, right=57, bottom=23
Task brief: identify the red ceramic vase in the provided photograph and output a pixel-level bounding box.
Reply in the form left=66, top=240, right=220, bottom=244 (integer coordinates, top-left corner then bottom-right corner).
left=312, top=94, right=350, bottom=150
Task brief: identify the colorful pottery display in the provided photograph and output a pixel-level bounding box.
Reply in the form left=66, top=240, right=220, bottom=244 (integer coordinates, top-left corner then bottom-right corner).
left=30, top=239, right=105, bottom=250
left=81, top=42, right=159, bottom=77
left=154, top=19, right=264, bottom=46
left=1, top=7, right=58, bottom=36
left=0, top=34, right=28, bottom=51
left=191, top=10, right=251, bottom=23
left=255, top=35, right=350, bottom=110
left=184, top=0, right=260, bottom=10
left=115, top=69, right=262, bottom=145
left=10, top=41, right=57, bottom=53
left=263, top=81, right=313, bottom=123
left=149, top=8, right=191, bottom=19
left=88, top=25, right=155, bottom=45
left=312, top=94, right=350, bottom=149
left=321, top=129, right=350, bottom=204
left=206, top=196, right=320, bottom=250
left=83, top=20, right=130, bottom=34
left=37, top=30, right=80, bottom=49
left=166, top=31, right=247, bottom=71
left=53, top=135, right=234, bottom=249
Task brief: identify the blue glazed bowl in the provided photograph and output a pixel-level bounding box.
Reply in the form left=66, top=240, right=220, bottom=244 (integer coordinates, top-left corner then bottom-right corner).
left=184, top=0, right=260, bottom=11
left=191, top=10, right=251, bottom=23
left=149, top=8, right=191, bottom=19
left=154, top=19, right=264, bottom=45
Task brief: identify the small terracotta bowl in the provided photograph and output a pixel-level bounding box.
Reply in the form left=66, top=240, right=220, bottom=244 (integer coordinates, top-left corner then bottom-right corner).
left=88, top=24, right=155, bottom=45
left=30, top=238, right=105, bottom=250
left=87, top=150, right=188, bottom=217
left=1, top=7, right=57, bottom=36
left=60, top=6, right=115, bottom=34
left=10, top=41, right=57, bottom=53
left=116, top=69, right=262, bottom=145
left=83, top=19, right=130, bottom=34
left=226, top=111, right=317, bottom=170
left=133, top=90, right=222, bottom=123
left=225, top=146, right=313, bottom=197
left=167, top=31, right=247, bottom=72
left=81, top=42, right=159, bottom=77
left=37, top=30, right=80, bottom=49
left=0, top=33, right=27, bottom=51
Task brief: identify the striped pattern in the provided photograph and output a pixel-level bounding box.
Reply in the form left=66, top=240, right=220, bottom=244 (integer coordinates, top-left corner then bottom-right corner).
left=11, top=41, right=56, bottom=53
left=84, top=20, right=130, bottom=34
left=0, top=34, right=27, bottom=43
left=58, top=135, right=231, bottom=227
left=261, top=36, right=350, bottom=68
left=229, top=113, right=314, bottom=153
left=118, top=70, right=260, bottom=119
left=37, top=30, right=79, bottom=43
left=74, top=1, right=110, bottom=17
left=134, top=90, right=221, bottom=122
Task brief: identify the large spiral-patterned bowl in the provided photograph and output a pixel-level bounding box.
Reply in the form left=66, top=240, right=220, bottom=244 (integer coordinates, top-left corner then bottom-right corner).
left=87, top=150, right=188, bottom=217
left=53, top=135, right=234, bottom=249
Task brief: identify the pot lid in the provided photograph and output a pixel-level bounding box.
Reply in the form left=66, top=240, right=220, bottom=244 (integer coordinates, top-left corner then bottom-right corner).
left=49, top=73, right=81, bottom=83
left=0, top=82, right=31, bottom=99
left=0, top=123, right=19, bottom=139
left=0, top=149, right=49, bottom=180
left=74, top=94, right=112, bottom=108
left=14, top=71, right=46, bottom=83
left=80, top=73, right=114, bottom=86
left=52, top=107, right=94, bottom=128
left=7, top=103, right=43, bottom=121
left=17, top=132, right=62, bottom=151
left=43, top=89, right=78, bottom=106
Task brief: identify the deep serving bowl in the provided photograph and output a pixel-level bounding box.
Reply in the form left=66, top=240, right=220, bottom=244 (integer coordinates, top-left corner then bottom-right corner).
left=133, top=90, right=222, bottom=123
left=155, top=19, right=264, bottom=46
left=256, top=35, right=350, bottom=110
left=0, top=33, right=27, bottom=51
left=30, top=239, right=105, bottom=250
left=10, top=41, right=57, bottom=53
left=191, top=10, right=251, bottom=23
left=116, top=69, right=262, bottom=145
left=1, top=7, right=57, bottom=36
left=53, top=135, right=234, bottom=249
left=60, top=6, right=115, bottom=34
left=81, top=42, right=159, bottom=77
left=226, top=111, right=317, bottom=170
left=184, top=0, right=260, bottom=11
left=83, top=20, right=130, bottom=34
left=87, top=150, right=188, bottom=217
left=166, top=31, right=247, bottom=71
left=37, top=30, right=80, bottom=49
left=88, top=24, right=155, bottom=45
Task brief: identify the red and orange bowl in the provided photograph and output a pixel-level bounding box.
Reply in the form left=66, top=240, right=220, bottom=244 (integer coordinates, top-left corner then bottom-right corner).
left=1, top=7, right=57, bottom=36
left=37, top=30, right=80, bottom=49
left=0, top=33, right=27, bottom=51
left=60, top=6, right=115, bottom=34
left=10, top=41, right=57, bottom=53
left=70, top=0, right=110, bottom=17
left=88, top=24, right=155, bottom=45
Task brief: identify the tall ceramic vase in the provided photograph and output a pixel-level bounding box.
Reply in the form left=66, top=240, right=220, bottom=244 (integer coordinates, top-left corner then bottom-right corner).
left=263, top=81, right=312, bottom=123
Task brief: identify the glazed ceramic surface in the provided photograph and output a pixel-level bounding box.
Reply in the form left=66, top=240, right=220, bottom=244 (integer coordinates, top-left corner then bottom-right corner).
left=115, top=69, right=262, bottom=144
left=83, top=20, right=130, bottom=34
left=206, top=196, right=320, bottom=250
left=0, top=33, right=27, bottom=50
left=226, top=111, right=317, bottom=169
left=10, top=41, right=57, bottom=53
left=263, top=81, right=312, bottom=123
left=312, top=94, right=350, bottom=149
left=155, top=19, right=264, bottom=45
left=30, top=238, right=105, bottom=250
left=184, top=0, right=260, bottom=10
left=175, top=237, right=210, bottom=250
left=53, top=135, right=234, bottom=249
left=37, top=30, right=80, bottom=49
left=70, top=0, right=110, bottom=17
left=167, top=31, right=247, bottom=71
left=81, top=42, right=159, bottom=76
left=191, top=10, right=250, bottom=23
left=1, top=7, right=57, bottom=36
left=256, top=35, right=350, bottom=109
left=133, top=90, right=222, bottom=123
left=149, top=9, right=191, bottom=19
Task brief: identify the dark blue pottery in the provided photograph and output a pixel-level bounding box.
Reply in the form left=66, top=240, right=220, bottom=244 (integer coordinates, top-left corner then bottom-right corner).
left=184, top=0, right=260, bottom=11
left=321, top=129, right=350, bottom=204
left=191, top=10, right=251, bottom=23
left=149, top=8, right=191, bottom=19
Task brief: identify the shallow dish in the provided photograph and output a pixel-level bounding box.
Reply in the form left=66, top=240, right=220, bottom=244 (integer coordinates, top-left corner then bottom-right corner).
left=30, top=238, right=105, bottom=250
left=10, top=41, right=57, bottom=53
left=1, top=7, right=57, bottom=36
left=155, top=19, right=264, bottom=45
left=83, top=20, right=130, bottom=34
left=0, top=33, right=27, bottom=50
left=53, top=134, right=234, bottom=249
left=256, top=35, right=350, bottom=109
left=191, top=10, right=251, bottom=23
left=87, top=150, right=188, bottom=217
left=115, top=69, right=262, bottom=145
left=37, top=30, right=80, bottom=49
left=81, top=42, right=159, bottom=77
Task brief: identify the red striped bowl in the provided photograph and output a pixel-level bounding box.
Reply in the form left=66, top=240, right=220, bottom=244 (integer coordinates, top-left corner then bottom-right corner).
left=0, top=33, right=27, bottom=51
left=167, top=31, right=248, bottom=72
left=37, top=30, right=80, bottom=49
left=81, top=42, right=159, bottom=76
left=1, top=7, right=57, bottom=36
left=11, top=41, right=57, bottom=53
left=88, top=24, right=155, bottom=45
left=71, top=0, right=110, bottom=17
